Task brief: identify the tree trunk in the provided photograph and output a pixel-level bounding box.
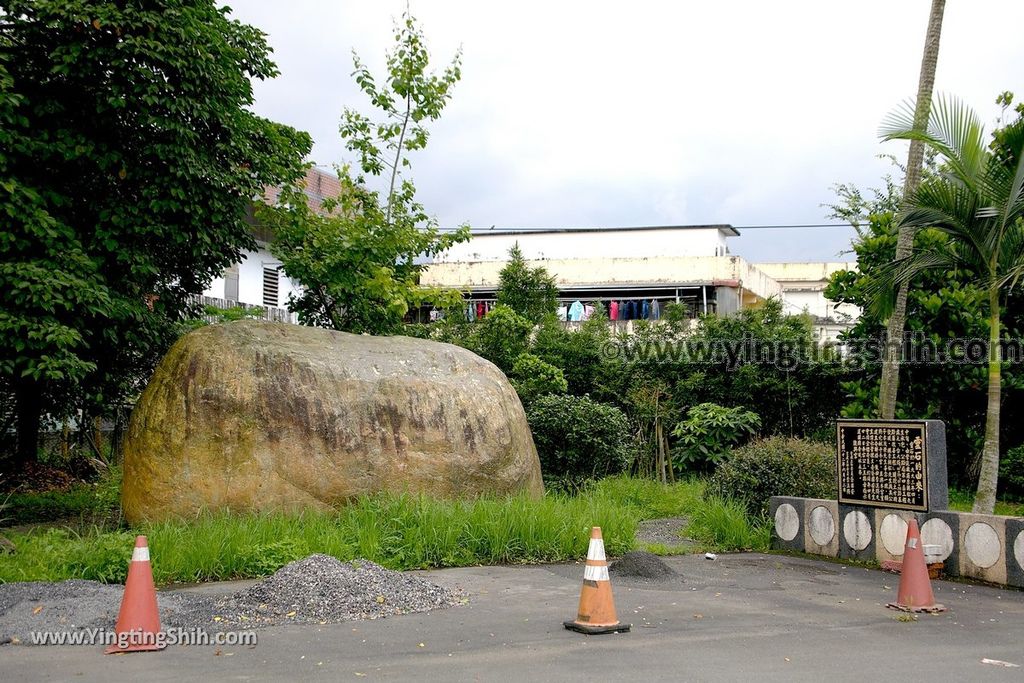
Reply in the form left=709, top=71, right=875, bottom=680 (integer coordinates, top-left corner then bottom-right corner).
left=12, top=381, right=42, bottom=471
left=972, top=286, right=1002, bottom=514
left=878, top=0, right=946, bottom=419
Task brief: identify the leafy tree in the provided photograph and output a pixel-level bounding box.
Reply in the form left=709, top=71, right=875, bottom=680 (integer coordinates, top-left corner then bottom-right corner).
left=671, top=403, right=761, bottom=472
left=508, top=353, right=567, bottom=404
left=869, top=95, right=1024, bottom=513
left=824, top=212, right=1012, bottom=485
left=264, top=10, right=469, bottom=334
left=0, top=1, right=310, bottom=469
left=496, top=244, right=558, bottom=324
left=467, top=305, right=532, bottom=372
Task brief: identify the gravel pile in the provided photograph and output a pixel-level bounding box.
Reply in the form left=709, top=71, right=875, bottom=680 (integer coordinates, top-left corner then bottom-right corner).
left=0, top=580, right=216, bottom=645
left=609, top=551, right=679, bottom=581
left=1, top=555, right=461, bottom=645
left=214, top=554, right=460, bottom=625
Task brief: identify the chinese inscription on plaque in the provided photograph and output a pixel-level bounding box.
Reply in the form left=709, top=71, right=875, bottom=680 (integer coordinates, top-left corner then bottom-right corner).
left=837, top=420, right=929, bottom=511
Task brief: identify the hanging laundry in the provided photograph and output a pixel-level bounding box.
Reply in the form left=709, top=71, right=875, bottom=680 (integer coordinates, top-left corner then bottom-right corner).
left=557, top=305, right=568, bottom=321
left=466, top=302, right=476, bottom=322
left=650, top=299, right=660, bottom=320
left=568, top=300, right=585, bottom=322
left=583, top=304, right=594, bottom=321
left=642, top=299, right=650, bottom=320
left=609, top=300, right=619, bottom=321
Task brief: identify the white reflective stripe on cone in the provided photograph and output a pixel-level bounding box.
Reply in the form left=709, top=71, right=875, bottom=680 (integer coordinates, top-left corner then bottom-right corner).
left=132, top=546, right=150, bottom=562
left=587, top=539, right=606, bottom=562
left=583, top=564, right=609, bottom=582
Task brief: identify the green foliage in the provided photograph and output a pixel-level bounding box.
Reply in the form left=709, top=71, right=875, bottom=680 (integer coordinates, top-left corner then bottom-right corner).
left=1001, top=445, right=1024, bottom=499
left=708, top=437, right=836, bottom=516
left=0, top=491, right=640, bottom=583
left=826, top=94, right=1024, bottom=495
left=532, top=315, right=616, bottom=399
left=467, top=305, right=533, bottom=372
left=265, top=11, right=469, bottom=334
left=3, top=465, right=122, bottom=525
left=496, top=245, right=559, bottom=324
left=671, top=403, right=760, bottom=472
left=0, top=0, right=310, bottom=466
left=685, top=496, right=771, bottom=552
left=509, top=353, right=567, bottom=403
left=526, top=394, right=634, bottom=478
left=589, top=475, right=705, bottom=518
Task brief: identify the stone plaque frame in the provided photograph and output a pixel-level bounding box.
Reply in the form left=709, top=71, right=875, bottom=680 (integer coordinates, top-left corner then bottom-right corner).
left=836, top=419, right=948, bottom=513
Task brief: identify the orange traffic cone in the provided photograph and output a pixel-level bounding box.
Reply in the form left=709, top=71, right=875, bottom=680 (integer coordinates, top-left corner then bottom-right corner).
left=564, top=527, right=630, bottom=634
left=105, top=535, right=166, bottom=653
left=886, top=519, right=946, bottom=614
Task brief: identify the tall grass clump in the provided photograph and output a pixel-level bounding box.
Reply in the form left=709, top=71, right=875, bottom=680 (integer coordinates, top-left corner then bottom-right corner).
left=685, top=496, right=771, bottom=552
left=0, top=491, right=639, bottom=585
left=588, top=475, right=704, bottom=518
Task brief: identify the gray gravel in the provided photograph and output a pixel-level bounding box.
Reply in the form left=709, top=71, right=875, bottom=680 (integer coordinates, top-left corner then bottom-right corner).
left=636, top=517, right=694, bottom=548
left=610, top=551, right=679, bottom=581
left=214, top=555, right=461, bottom=626
left=0, top=579, right=216, bottom=645
left=0, top=555, right=461, bottom=645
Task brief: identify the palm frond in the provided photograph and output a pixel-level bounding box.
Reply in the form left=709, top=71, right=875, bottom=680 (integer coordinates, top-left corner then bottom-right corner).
left=863, top=249, right=960, bottom=318
left=879, top=94, right=987, bottom=189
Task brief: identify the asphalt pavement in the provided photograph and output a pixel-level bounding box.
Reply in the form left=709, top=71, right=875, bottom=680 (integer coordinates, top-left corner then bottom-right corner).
left=3, top=553, right=1023, bottom=682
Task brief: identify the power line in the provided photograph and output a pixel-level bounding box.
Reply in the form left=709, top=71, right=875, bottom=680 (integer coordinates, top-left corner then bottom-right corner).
left=438, top=223, right=857, bottom=232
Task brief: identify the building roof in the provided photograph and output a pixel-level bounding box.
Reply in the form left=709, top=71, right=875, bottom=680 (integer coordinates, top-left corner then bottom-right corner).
left=262, top=166, right=342, bottom=212
left=452, top=224, right=740, bottom=237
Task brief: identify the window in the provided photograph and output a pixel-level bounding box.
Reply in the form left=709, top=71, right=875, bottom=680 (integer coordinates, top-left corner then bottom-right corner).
left=224, top=265, right=239, bottom=302
left=263, top=265, right=279, bottom=307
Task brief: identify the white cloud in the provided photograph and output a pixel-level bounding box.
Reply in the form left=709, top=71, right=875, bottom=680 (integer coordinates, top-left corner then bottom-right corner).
left=230, top=0, right=1024, bottom=261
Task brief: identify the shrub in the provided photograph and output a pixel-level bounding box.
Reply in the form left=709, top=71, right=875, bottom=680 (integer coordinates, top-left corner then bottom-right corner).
left=1001, top=445, right=1024, bottom=499
left=671, top=403, right=760, bottom=472
left=526, top=394, right=633, bottom=478
left=509, top=353, right=567, bottom=403
left=708, top=436, right=836, bottom=516
left=467, top=304, right=533, bottom=372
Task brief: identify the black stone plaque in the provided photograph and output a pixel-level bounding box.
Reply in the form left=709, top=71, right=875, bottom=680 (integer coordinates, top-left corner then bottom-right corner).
left=836, top=419, right=947, bottom=512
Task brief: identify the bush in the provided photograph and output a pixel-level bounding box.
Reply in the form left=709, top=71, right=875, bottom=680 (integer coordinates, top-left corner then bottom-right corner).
left=467, top=304, right=533, bottom=372
left=509, top=353, right=567, bottom=403
left=526, top=394, right=633, bottom=478
left=1001, top=445, right=1024, bottom=499
left=671, top=403, right=760, bottom=472
left=708, top=437, right=836, bottom=516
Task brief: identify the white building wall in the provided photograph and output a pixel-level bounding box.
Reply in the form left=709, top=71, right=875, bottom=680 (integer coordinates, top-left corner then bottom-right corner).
left=435, top=227, right=731, bottom=263
left=202, top=246, right=301, bottom=310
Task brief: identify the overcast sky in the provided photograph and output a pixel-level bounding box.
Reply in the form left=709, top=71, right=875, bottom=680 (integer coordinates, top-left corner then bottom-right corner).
left=228, top=1, right=1023, bottom=262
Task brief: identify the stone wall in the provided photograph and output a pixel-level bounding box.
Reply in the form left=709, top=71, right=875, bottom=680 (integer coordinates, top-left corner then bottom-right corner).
left=769, top=496, right=1024, bottom=589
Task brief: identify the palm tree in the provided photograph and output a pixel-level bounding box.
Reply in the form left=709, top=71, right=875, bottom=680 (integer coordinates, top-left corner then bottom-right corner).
left=874, top=96, right=1024, bottom=514
left=878, top=0, right=947, bottom=419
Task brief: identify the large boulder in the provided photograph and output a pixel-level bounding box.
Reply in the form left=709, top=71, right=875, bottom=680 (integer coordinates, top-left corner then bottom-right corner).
left=122, top=320, right=543, bottom=523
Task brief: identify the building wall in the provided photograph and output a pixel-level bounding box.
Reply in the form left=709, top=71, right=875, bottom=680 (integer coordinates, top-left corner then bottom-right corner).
left=202, top=245, right=301, bottom=311
left=435, top=227, right=733, bottom=263
left=422, top=254, right=783, bottom=303
left=754, top=262, right=860, bottom=324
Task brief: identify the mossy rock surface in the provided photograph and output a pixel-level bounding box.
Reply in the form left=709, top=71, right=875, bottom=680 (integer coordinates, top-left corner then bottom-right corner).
left=122, top=321, right=542, bottom=523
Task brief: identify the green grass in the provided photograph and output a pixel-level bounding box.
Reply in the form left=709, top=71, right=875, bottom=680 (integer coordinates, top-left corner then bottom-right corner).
left=948, top=488, right=1024, bottom=517
left=0, top=474, right=770, bottom=585
left=0, top=489, right=640, bottom=585
left=2, top=466, right=122, bottom=527
left=684, top=496, right=771, bottom=552
left=587, top=475, right=705, bottom=518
